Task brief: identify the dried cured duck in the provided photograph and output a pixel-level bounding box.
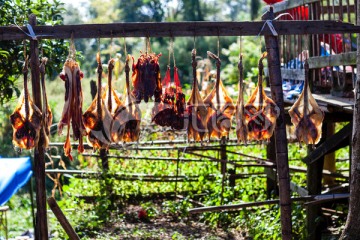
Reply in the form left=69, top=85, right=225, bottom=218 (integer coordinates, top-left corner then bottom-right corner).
left=186, top=49, right=208, bottom=141
left=289, top=59, right=324, bottom=145
left=58, top=56, right=86, bottom=160
left=204, top=51, right=235, bottom=140
left=102, top=58, right=126, bottom=142
left=235, top=55, right=248, bottom=143
left=113, top=55, right=141, bottom=142
left=39, top=57, right=53, bottom=148
left=152, top=66, right=186, bottom=130
left=10, top=57, right=42, bottom=150
left=244, top=53, right=279, bottom=141
left=83, top=53, right=113, bottom=149
left=131, top=50, right=162, bottom=103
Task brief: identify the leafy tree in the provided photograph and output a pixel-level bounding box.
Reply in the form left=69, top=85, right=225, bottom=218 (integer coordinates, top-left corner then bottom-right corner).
left=0, top=0, right=67, bottom=103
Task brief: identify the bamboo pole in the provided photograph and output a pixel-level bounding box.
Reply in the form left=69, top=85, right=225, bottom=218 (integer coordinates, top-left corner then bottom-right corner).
left=47, top=197, right=80, bottom=240
left=29, top=14, right=49, bottom=240
left=262, top=7, right=292, bottom=240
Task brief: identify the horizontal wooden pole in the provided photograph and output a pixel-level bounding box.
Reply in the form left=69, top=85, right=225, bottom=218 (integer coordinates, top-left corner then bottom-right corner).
left=308, top=51, right=357, bottom=69
left=1, top=20, right=360, bottom=41
left=189, top=196, right=311, bottom=214
left=273, top=0, right=319, bottom=13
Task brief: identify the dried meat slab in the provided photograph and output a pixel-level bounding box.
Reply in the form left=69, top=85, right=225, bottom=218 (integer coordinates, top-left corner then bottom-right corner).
left=102, top=58, right=126, bottom=143
left=10, top=58, right=42, bottom=150
left=83, top=53, right=113, bottom=150
left=115, top=54, right=141, bottom=142
left=132, top=52, right=162, bottom=103
left=204, top=51, right=235, bottom=140
left=235, top=55, right=248, bottom=143
left=244, top=53, right=279, bottom=141
left=40, top=57, right=53, bottom=148
left=152, top=66, right=186, bottom=130
left=289, top=60, right=324, bottom=145
left=186, top=49, right=207, bottom=141
left=58, top=58, right=86, bottom=160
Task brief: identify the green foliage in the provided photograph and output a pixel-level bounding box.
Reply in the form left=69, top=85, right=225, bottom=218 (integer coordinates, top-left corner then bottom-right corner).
left=0, top=0, right=67, bottom=103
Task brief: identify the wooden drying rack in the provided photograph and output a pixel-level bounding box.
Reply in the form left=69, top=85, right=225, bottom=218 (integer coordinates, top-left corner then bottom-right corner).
left=1, top=7, right=360, bottom=240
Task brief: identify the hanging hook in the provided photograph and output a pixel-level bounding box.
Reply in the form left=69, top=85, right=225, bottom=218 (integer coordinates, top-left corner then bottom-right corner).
left=110, top=30, right=114, bottom=59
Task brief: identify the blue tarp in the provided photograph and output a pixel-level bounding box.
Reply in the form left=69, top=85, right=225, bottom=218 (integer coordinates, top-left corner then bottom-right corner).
left=0, top=157, right=32, bottom=206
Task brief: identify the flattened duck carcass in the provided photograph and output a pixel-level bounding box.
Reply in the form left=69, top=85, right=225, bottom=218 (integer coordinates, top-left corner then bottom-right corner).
left=235, top=55, right=248, bottom=143
left=83, top=53, right=113, bottom=149
left=132, top=51, right=162, bottom=103
left=114, top=54, right=141, bottom=142
left=39, top=57, right=53, bottom=148
left=58, top=58, right=86, bottom=160
left=289, top=59, right=324, bottom=144
left=186, top=49, right=207, bottom=141
left=10, top=57, right=42, bottom=149
left=102, top=58, right=126, bottom=142
left=244, top=53, right=279, bottom=141
left=204, top=51, right=235, bottom=140
left=152, top=66, right=186, bottom=130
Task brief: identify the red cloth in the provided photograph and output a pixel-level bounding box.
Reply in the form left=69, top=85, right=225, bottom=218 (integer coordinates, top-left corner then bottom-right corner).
left=263, top=0, right=283, bottom=4
left=319, top=34, right=343, bottom=53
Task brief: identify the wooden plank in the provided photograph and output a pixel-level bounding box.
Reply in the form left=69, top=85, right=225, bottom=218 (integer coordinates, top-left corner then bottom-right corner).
left=303, top=123, right=352, bottom=164
left=1, top=21, right=360, bottom=41
left=47, top=197, right=80, bottom=240
left=308, top=51, right=357, bottom=69
left=273, top=0, right=320, bottom=13
left=264, top=68, right=305, bottom=80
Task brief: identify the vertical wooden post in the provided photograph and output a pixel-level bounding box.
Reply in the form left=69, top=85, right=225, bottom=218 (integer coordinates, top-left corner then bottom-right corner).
left=262, top=7, right=292, bottom=240
left=266, top=135, right=278, bottom=198
left=220, top=137, right=227, bottom=205
left=323, top=123, right=336, bottom=186
left=29, top=14, right=49, bottom=240
left=306, top=123, right=327, bottom=240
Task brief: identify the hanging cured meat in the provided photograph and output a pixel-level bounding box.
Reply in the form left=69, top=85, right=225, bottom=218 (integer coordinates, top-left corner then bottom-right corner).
left=244, top=52, right=279, bottom=141
left=131, top=46, right=162, bottom=103
left=289, top=59, right=324, bottom=145
left=113, top=55, right=141, bottom=142
left=204, top=51, right=235, bottom=140
left=102, top=58, right=126, bottom=142
left=83, top=53, right=113, bottom=149
left=39, top=57, right=53, bottom=148
left=235, top=55, right=248, bottom=143
left=152, top=66, right=186, bottom=130
left=10, top=57, right=42, bottom=150
left=58, top=55, right=86, bottom=160
left=186, top=49, right=208, bottom=141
